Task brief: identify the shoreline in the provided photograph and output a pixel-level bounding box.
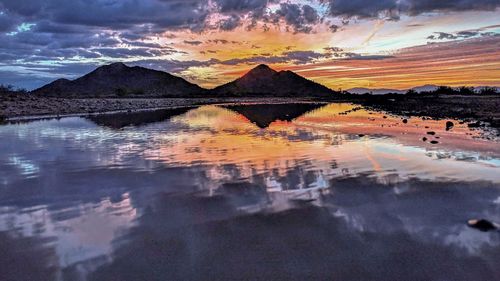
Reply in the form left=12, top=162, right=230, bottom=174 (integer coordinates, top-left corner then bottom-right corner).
left=1, top=94, right=499, bottom=133
left=0, top=96, right=321, bottom=122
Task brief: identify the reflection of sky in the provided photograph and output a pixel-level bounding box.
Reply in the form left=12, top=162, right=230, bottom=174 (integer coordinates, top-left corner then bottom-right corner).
left=149, top=104, right=500, bottom=183
left=0, top=194, right=137, bottom=271
left=0, top=103, right=499, bottom=278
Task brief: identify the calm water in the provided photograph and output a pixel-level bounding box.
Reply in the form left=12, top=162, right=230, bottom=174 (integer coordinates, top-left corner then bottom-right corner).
left=1, top=103, right=499, bottom=281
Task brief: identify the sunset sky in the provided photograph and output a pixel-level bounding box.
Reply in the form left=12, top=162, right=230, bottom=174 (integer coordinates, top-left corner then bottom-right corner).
left=0, top=0, right=499, bottom=90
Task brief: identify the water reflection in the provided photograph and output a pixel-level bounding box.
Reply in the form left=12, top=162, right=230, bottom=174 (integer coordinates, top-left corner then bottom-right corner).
left=87, top=107, right=193, bottom=129
left=224, top=103, right=326, bottom=128
left=0, top=103, right=499, bottom=280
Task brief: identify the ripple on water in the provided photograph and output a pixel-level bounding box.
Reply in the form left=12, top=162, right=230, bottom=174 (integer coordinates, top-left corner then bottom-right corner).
left=0, top=103, right=499, bottom=280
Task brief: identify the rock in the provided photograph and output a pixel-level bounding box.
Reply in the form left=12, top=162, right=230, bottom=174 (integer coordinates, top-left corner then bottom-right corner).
left=402, top=119, right=408, bottom=124
left=467, top=219, right=498, bottom=232
left=422, top=137, right=428, bottom=142
left=446, top=121, right=454, bottom=131
left=358, top=134, right=365, bottom=137
left=430, top=140, right=439, bottom=144
left=427, top=131, right=436, bottom=135
left=468, top=121, right=482, bottom=128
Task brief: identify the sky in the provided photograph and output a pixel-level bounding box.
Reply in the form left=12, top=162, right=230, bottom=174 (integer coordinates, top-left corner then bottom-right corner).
left=0, top=0, right=499, bottom=90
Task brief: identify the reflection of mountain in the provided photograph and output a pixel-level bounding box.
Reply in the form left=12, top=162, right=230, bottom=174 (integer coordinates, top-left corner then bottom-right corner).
left=87, top=107, right=194, bottom=128
left=224, top=103, right=325, bottom=128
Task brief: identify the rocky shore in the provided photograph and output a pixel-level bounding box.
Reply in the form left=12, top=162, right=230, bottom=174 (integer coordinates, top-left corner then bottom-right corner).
left=2, top=93, right=499, bottom=136
left=0, top=94, right=314, bottom=120
left=356, top=95, right=500, bottom=130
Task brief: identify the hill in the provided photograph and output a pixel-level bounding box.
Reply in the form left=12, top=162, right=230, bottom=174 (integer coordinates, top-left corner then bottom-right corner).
left=212, top=64, right=338, bottom=97
left=33, top=62, right=205, bottom=97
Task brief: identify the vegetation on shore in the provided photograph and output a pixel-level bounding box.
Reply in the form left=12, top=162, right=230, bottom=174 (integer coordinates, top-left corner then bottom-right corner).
left=0, top=84, right=27, bottom=95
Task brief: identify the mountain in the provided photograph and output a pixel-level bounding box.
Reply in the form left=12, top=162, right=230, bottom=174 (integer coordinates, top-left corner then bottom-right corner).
left=344, top=85, right=500, bottom=95
left=411, top=85, right=439, bottom=93
left=212, top=64, right=338, bottom=97
left=346, top=88, right=406, bottom=95
left=33, top=62, right=205, bottom=97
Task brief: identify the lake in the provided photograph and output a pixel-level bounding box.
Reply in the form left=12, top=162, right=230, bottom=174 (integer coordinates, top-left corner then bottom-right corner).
left=1, top=102, right=499, bottom=280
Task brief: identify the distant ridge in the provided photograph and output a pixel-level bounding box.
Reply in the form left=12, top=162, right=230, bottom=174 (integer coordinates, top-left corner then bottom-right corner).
left=212, top=64, right=338, bottom=97
left=346, top=85, right=499, bottom=95
left=346, top=85, right=438, bottom=95
left=33, top=62, right=206, bottom=97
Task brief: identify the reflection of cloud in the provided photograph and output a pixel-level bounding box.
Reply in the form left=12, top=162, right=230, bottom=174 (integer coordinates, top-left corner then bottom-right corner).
left=8, top=156, right=40, bottom=178
left=327, top=175, right=500, bottom=254
left=145, top=104, right=500, bottom=184
left=2, top=103, right=500, bottom=278
left=0, top=194, right=138, bottom=268
left=91, top=190, right=500, bottom=280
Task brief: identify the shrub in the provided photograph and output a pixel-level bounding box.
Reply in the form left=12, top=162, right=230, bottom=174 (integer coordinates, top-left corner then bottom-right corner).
left=115, top=88, right=129, bottom=97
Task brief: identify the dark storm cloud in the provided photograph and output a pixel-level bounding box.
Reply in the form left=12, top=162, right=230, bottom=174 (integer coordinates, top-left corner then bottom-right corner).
left=273, top=3, right=321, bottom=33
left=0, top=0, right=498, bottom=90
left=325, top=0, right=500, bottom=19
left=0, top=0, right=209, bottom=29
left=0, top=0, right=209, bottom=70
left=0, top=11, right=18, bottom=31
left=219, top=14, right=242, bottom=31
left=0, top=0, right=296, bottom=71
left=214, top=0, right=270, bottom=13
left=403, top=0, right=500, bottom=15
left=328, top=0, right=398, bottom=19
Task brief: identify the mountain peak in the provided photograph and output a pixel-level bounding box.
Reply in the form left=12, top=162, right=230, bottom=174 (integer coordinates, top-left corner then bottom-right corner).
left=213, top=65, right=337, bottom=97
left=103, top=62, right=128, bottom=70
left=245, top=64, right=277, bottom=77
left=33, top=62, right=204, bottom=97
left=254, top=64, right=272, bottom=70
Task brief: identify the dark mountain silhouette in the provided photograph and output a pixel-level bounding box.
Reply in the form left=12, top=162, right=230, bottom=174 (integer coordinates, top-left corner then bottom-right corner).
left=212, top=64, right=338, bottom=97
left=33, top=62, right=205, bottom=97
left=225, top=103, right=325, bottom=128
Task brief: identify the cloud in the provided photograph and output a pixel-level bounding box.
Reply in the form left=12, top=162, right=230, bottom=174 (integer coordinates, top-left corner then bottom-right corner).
left=0, top=0, right=498, bottom=89
left=218, top=14, right=242, bottom=31
left=273, top=3, right=321, bottom=33
left=328, top=0, right=398, bottom=19
left=325, top=0, right=500, bottom=19
left=184, top=40, right=203, bottom=45
left=427, top=27, right=499, bottom=41
left=214, top=0, right=269, bottom=13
